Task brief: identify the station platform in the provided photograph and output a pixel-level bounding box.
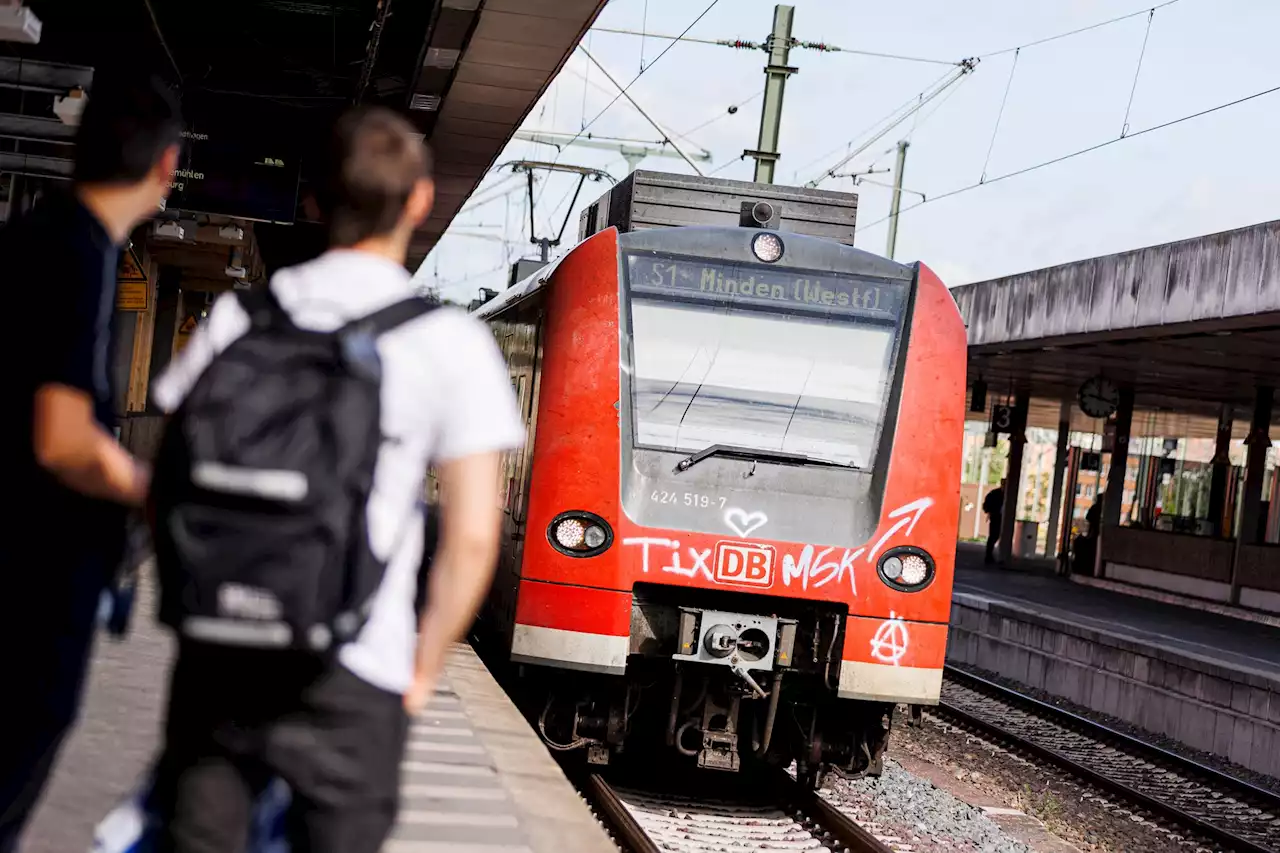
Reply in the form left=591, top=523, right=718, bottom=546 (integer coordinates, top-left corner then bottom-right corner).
left=23, top=576, right=613, bottom=853
left=947, top=545, right=1280, bottom=780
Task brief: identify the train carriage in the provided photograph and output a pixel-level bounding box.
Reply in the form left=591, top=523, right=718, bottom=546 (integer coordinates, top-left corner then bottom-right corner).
left=472, top=171, right=966, bottom=786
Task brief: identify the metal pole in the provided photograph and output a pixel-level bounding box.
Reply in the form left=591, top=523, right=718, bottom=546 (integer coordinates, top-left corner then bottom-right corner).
left=885, top=139, right=909, bottom=259
left=1232, top=386, right=1274, bottom=604
left=747, top=5, right=796, bottom=184
left=975, top=448, right=990, bottom=540
left=1045, top=399, right=1071, bottom=565
left=999, top=391, right=1030, bottom=565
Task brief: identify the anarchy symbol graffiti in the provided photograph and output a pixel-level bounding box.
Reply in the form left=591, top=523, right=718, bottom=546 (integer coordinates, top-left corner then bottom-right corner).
left=869, top=612, right=909, bottom=666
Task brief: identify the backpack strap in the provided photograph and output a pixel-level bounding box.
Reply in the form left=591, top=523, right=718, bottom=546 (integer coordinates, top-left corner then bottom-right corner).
left=340, top=297, right=439, bottom=338
left=236, top=286, right=298, bottom=332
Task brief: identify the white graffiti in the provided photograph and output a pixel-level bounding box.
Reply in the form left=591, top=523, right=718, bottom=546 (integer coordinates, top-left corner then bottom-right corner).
left=865, top=498, right=933, bottom=563
left=781, top=546, right=862, bottom=595
left=723, top=507, right=768, bottom=538
left=622, top=538, right=715, bottom=582
left=870, top=612, right=909, bottom=666
left=622, top=496, right=935, bottom=595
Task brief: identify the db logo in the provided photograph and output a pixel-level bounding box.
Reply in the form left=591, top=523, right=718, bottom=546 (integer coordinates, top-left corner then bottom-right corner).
left=714, top=542, right=775, bottom=587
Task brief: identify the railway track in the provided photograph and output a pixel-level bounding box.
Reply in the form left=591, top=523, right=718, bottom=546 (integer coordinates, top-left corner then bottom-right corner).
left=936, top=665, right=1280, bottom=853
left=587, top=769, right=899, bottom=853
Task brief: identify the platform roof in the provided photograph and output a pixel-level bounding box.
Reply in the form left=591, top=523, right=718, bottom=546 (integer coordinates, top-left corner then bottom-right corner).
left=952, top=220, right=1280, bottom=439
left=5, top=0, right=605, bottom=273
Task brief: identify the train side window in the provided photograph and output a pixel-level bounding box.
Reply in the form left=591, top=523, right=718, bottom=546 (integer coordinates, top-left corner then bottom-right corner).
left=480, top=310, right=544, bottom=524
left=512, top=317, right=543, bottom=523
left=504, top=374, right=528, bottom=515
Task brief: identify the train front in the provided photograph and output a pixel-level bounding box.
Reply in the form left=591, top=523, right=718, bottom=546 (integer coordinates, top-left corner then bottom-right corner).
left=513, top=218, right=966, bottom=786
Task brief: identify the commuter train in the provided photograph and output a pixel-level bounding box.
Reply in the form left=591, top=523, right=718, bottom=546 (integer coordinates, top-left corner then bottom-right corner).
left=471, top=172, right=966, bottom=787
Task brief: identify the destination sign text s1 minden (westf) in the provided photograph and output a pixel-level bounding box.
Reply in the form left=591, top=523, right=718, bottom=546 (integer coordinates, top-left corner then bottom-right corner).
left=627, top=254, right=904, bottom=322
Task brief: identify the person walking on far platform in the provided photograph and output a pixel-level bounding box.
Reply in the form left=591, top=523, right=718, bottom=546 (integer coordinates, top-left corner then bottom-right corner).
left=0, top=71, right=182, bottom=853
left=983, top=479, right=1007, bottom=565
left=148, top=107, right=523, bottom=853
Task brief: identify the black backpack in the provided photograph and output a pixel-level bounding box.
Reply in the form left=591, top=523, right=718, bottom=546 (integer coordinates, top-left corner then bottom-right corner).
left=151, top=287, right=435, bottom=653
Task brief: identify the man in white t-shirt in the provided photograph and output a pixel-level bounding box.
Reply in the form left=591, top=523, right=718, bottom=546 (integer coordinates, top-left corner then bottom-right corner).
left=148, top=107, right=523, bottom=853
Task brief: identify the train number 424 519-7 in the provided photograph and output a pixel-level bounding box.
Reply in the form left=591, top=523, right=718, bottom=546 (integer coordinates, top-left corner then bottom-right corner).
left=650, top=490, right=726, bottom=509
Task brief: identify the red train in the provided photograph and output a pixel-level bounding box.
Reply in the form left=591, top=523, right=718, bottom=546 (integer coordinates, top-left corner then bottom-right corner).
left=472, top=173, right=966, bottom=786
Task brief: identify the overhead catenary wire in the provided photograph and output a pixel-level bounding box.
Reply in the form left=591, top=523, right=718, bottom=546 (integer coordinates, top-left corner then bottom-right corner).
left=906, top=72, right=972, bottom=142
left=528, top=0, right=720, bottom=226
left=456, top=175, right=524, bottom=216
left=576, top=45, right=705, bottom=176
left=445, top=261, right=513, bottom=287
left=563, top=0, right=722, bottom=155
left=980, top=48, right=1019, bottom=182
left=141, top=0, right=183, bottom=85
left=791, top=66, right=959, bottom=180
left=590, top=26, right=962, bottom=66
left=811, top=1, right=1190, bottom=191
left=580, top=31, right=593, bottom=129
left=979, top=0, right=1184, bottom=58
left=1122, top=9, right=1157, bottom=137
left=447, top=0, right=1194, bottom=291
left=806, top=60, right=978, bottom=187
left=640, top=0, right=650, bottom=73
left=708, top=156, right=744, bottom=177
left=857, top=80, right=1280, bottom=232
left=565, top=63, right=624, bottom=103
left=670, top=88, right=764, bottom=145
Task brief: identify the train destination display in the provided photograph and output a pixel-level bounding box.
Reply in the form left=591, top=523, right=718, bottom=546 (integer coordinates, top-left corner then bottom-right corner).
left=627, top=253, right=905, bottom=322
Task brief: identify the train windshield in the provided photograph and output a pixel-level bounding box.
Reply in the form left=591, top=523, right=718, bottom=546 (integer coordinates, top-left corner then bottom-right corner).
left=625, top=252, right=907, bottom=470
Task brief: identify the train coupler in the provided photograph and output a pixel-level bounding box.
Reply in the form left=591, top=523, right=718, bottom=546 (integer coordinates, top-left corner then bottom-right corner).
left=697, top=731, right=741, bottom=772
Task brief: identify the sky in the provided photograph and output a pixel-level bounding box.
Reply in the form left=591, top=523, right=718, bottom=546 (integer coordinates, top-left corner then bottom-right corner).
left=414, top=0, right=1280, bottom=303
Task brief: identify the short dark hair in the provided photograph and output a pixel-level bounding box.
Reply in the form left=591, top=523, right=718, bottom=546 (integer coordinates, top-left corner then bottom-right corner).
left=321, top=107, right=432, bottom=246
left=73, top=72, right=183, bottom=185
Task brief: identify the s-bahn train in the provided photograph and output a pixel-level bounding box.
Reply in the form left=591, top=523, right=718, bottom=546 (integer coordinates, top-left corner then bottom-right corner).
left=471, top=171, right=966, bottom=786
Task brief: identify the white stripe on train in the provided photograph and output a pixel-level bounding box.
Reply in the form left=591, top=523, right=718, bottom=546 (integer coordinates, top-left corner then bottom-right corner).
left=511, top=624, right=942, bottom=702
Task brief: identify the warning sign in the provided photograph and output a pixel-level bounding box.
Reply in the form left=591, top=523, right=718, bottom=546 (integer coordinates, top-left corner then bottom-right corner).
left=116, top=247, right=149, bottom=310
left=174, top=314, right=199, bottom=354
left=118, top=249, right=147, bottom=283
left=116, top=281, right=149, bottom=311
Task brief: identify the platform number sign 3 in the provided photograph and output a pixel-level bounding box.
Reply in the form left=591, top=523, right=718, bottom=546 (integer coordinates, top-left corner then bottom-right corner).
left=990, top=404, right=1014, bottom=435
left=1078, top=376, right=1120, bottom=420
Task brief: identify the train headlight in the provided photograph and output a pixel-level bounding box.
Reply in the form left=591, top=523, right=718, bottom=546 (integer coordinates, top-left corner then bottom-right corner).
left=554, top=519, right=585, bottom=549
left=751, top=231, right=784, bottom=263
left=899, top=554, right=929, bottom=586
left=584, top=525, right=607, bottom=549
left=547, top=511, right=614, bottom=557
left=876, top=546, right=936, bottom=592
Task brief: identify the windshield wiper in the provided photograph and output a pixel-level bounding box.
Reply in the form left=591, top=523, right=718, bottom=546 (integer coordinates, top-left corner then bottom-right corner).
left=673, top=443, right=853, bottom=474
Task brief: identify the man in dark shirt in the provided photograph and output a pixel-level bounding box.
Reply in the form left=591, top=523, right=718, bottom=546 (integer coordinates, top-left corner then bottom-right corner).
left=983, top=479, right=1006, bottom=564
left=0, top=72, right=181, bottom=852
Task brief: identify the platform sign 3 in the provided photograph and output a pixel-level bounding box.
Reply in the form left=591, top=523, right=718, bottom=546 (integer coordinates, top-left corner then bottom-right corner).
left=990, top=404, right=1014, bottom=435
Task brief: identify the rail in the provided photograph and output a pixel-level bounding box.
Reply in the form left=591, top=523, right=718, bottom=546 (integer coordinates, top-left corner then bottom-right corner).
left=937, top=665, right=1280, bottom=853
left=588, top=768, right=896, bottom=853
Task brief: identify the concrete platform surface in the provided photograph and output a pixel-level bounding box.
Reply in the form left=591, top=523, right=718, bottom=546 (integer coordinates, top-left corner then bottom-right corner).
left=20, top=576, right=614, bottom=853
left=949, top=552, right=1280, bottom=778
left=953, top=560, right=1280, bottom=680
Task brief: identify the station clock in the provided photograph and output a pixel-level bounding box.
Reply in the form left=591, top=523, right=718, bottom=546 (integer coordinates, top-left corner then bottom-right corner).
left=1078, top=375, right=1120, bottom=419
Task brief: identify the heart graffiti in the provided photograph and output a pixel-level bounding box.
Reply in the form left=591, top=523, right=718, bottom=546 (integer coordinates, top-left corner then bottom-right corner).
left=723, top=507, right=768, bottom=538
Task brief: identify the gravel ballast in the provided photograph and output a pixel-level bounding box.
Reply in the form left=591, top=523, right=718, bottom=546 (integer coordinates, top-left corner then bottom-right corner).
left=822, top=759, right=1034, bottom=852
left=892, top=711, right=1216, bottom=852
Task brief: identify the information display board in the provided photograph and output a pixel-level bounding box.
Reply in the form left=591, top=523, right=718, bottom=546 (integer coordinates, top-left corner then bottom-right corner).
left=167, top=128, right=301, bottom=224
